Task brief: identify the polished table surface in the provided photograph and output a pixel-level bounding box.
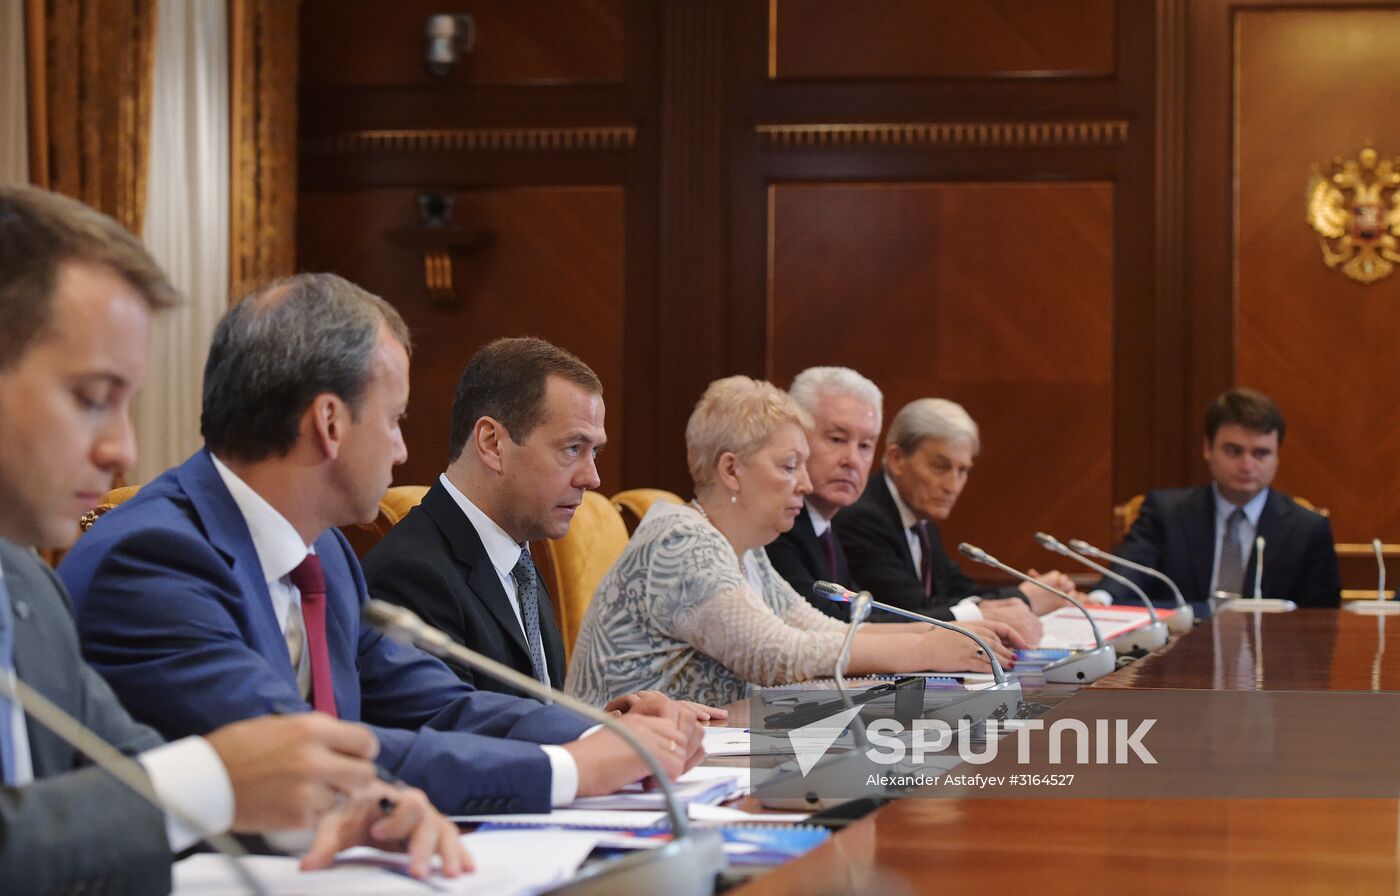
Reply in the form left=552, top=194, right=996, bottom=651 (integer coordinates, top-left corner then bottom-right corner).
left=1094, top=607, right=1400, bottom=691
left=725, top=610, right=1400, bottom=895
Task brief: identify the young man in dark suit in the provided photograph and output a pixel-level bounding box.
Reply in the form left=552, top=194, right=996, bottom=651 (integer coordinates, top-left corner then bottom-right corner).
left=60, top=278, right=701, bottom=819
left=765, top=367, right=883, bottom=619
left=836, top=397, right=1083, bottom=644
left=1089, top=388, right=1341, bottom=611
left=0, top=187, right=465, bottom=892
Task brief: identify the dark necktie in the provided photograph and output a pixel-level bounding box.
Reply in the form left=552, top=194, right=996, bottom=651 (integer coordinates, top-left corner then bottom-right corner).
left=511, top=547, right=550, bottom=686
left=0, top=574, right=19, bottom=784
left=913, top=521, right=934, bottom=597
left=289, top=555, right=338, bottom=717
left=1217, top=508, right=1246, bottom=596
left=818, top=527, right=839, bottom=579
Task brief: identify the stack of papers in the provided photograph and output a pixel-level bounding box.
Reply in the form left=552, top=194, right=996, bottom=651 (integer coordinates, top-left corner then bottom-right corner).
left=174, top=828, right=604, bottom=895
left=568, top=765, right=748, bottom=810
left=1038, top=604, right=1172, bottom=650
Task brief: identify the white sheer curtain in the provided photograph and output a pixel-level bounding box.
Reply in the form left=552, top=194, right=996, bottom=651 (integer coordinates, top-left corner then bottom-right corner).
left=0, top=0, right=28, bottom=185
left=134, top=0, right=229, bottom=483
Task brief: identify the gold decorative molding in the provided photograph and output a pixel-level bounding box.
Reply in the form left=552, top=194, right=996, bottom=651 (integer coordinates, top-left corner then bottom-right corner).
left=230, top=0, right=300, bottom=303
left=304, top=126, right=637, bottom=156
left=756, top=120, right=1130, bottom=150
left=1305, top=146, right=1400, bottom=285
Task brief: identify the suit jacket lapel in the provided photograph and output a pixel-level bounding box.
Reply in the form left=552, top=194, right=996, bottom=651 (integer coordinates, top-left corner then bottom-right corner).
left=175, top=450, right=298, bottom=690
left=1184, top=485, right=1217, bottom=600
left=791, top=504, right=830, bottom=579
left=870, top=472, right=917, bottom=573
left=422, top=483, right=532, bottom=660
left=1249, top=490, right=1291, bottom=597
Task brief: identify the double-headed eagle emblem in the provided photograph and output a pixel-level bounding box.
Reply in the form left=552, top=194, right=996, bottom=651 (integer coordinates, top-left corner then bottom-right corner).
left=1305, top=147, right=1400, bottom=284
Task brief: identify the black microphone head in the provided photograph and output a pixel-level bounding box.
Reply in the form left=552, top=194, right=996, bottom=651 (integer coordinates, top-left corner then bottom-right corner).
left=813, top=581, right=852, bottom=602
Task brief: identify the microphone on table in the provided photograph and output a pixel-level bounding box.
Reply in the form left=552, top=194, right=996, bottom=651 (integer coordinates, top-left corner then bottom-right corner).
left=957, top=543, right=1116, bottom=684
left=1068, top=539, right=1195, bottom=633
left=1034, top=532, right=1168, bottom=654
left=364, top=600, right=725, bottom=896
left=0, top=673, right=268, bottom=895
left=832, top=590, right=873, bottom=749
left=812, top=581, right=1023, bottom=711
left=1215, top=535, right=1296, bottom=613
left=1345, top=538, right=1400, bottom=615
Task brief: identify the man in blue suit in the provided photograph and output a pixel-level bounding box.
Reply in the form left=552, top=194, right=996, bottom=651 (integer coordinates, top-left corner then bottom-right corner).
left=60, top=273, right=698, bottom=817
left=1090, top=388, right=1341, bottom=611
left=0, top=187, right=465, bottom=893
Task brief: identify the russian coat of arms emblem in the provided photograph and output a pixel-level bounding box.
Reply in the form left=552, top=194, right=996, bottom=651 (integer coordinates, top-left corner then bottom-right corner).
left=1305, top=147, right=1400, bottom=284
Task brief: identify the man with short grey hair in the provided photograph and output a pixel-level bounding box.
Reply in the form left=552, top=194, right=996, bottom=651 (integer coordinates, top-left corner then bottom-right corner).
left=836, top=397, right=1083, bottom=643
left=768, top=367, right=883, bottom=618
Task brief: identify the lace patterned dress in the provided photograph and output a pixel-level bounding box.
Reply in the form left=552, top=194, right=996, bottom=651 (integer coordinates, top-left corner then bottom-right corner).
left=565, top=501, right=848, bottom=706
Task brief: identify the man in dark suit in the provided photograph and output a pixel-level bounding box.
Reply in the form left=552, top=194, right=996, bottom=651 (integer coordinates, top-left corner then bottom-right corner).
left=1091, top=388, right=1341, bottom=610
left=60, top=274, right=699, bottom=819
left=766, top=367, right=883, bottom=619
left=363, top=338, right=598, bottom=695
left=0, top=187, right=465, bottom=893
left=363, top=338, right=725, bottom=723
left=836, top=398, right=1083, bottom=643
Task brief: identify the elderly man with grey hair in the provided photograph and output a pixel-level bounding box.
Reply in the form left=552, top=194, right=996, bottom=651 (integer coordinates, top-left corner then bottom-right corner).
left=767, top=367, right=883, bottom=619
left=835, top=397, right=1082, bottom=643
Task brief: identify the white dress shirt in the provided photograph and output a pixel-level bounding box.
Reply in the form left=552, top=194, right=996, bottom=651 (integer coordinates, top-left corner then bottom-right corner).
left=0, top=556, right=233, bottom=853
left=883, top=474, right=983, bottom=621
left=807, top=504, right=832, bottom=539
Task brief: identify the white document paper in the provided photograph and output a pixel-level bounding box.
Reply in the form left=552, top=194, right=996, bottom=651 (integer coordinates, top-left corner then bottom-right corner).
left=567, top=765, right=747, bottom=810
left=702, top=727, right=752, bottom=756
left=173, top=829, right=604, bottom=895
left=1037, top=605, right=1161, bottom=650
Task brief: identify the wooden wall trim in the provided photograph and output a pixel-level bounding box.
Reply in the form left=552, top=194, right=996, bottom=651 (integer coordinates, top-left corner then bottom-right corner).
left=304, top=126, right=637, bottom=155
left=757, top=120, right=1130, bottom=150
left=652, top=0, right=730, bottom=493
left=1153, top=0, right=1189, bottom=486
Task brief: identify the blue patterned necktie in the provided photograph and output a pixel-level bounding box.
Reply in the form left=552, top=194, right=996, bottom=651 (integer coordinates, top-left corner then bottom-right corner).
left=0, top=572, right=20, bottom=785
left=510, top=546, right=550, bottom=686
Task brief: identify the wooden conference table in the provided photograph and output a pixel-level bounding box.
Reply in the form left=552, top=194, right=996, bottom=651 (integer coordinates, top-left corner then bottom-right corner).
left=725, top=609, right=1400, bottom=895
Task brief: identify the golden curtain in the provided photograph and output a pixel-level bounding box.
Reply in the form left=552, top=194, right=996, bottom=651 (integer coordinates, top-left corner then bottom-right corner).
left=229, top=0, right=299, bottom=302
left=25, top=0, right=157, bottom=235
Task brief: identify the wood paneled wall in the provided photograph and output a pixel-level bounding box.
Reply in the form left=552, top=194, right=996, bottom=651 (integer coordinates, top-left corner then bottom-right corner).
left=298, top=0, right=1399, bottom=583
left=1183, top=0, right=1400, bottom=589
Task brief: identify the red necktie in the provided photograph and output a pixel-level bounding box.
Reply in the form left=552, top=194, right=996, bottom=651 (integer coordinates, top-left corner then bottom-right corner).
left=289, top=554, right=338, bottom=718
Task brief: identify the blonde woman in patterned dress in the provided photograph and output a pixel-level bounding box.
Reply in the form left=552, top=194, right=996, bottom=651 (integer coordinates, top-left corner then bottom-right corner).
left=566, top=376, right=1026, bottom=707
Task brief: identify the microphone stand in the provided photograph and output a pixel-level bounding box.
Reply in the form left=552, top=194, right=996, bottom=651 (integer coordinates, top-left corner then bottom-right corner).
left=364, top=600, right=725, bottom=896
left=1215, top=536, right=1297, bottom=613
left=1068, top=539, right=1195, bottom=633
left=0, top=673, right=267, bottom=895
left=1035, top=533, right=1168, bottom=653
left=958, top=544, right=1116, bottom=684
left=1346, top=538, right=1400, bottom=615
left=812, top=581, right=1023, bottom=721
